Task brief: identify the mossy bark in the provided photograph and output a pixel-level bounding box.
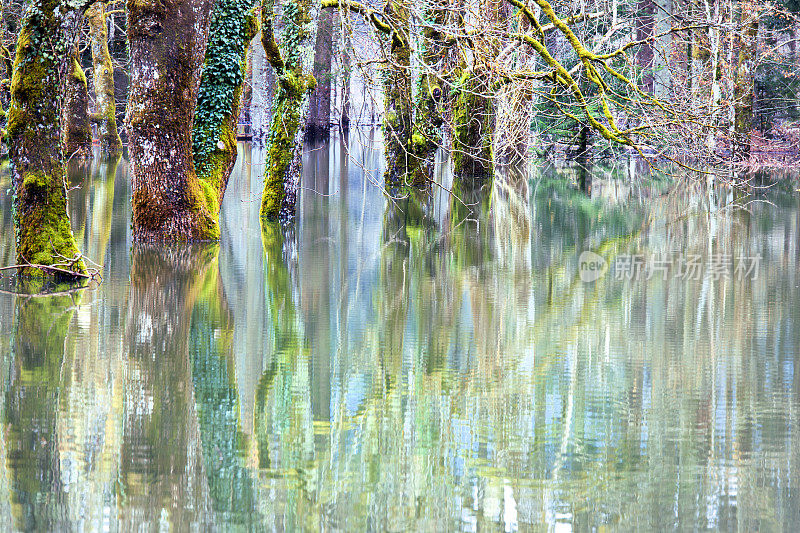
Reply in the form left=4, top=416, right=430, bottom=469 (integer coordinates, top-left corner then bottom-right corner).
left=62, top=54, right=91, bottom=160
left=193, top=0, right=259, bottom=201
left=259, top=0, right=321, bottom=222
left=86, top=2, right=123, bottom=158
left=410, top=4, right=448, bottom=183
left=7, top=0, right=86, bottom=277
left=126, top=0, right=216, bottom=241
left=381, top=0, right=415, bottom=186
left=452, top=70, right=494, bottom=179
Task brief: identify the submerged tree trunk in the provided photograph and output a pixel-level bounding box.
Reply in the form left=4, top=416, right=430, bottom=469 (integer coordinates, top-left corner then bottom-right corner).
left=382, top=0, right=415, bottom=186
left=62, top=53, right=92, bottom=160
left=653, top=0, right=672, bottom=99
left=126, top=0, right=216, bottom=241
left=259, top=0, right=321, bottom=221
left=192, top=0, right=258, bottom=197
left=411, top=1, right=447, bottom=183
left=452, top=71, right=494, bottom=178
left=250, top=34, right=276, bottom=141
left=339, top=15, right=351, bottom=131
left=87, top=2, right=123, bottom=158
left=306, top=9, right=333, bottom=139
left=7, top=0, right=86, bottom=276
left=734, top=4, right=758, bottom=159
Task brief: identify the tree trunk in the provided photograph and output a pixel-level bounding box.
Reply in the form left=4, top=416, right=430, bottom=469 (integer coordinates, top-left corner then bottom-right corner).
left=452, top=0, right=496, bottom=177
left=452, top=71, right=494, bottom=178
left=192, top=0, right=258, bottom=197
left=382, top=0, right=415, bottom=186
left=705, top=0, right=722, bottom=150
left=338, top=14, right=351, bottom=131
left=734, top=3, right=758, bottom=159
left=411, top=1, right=447, bottom=183
left=62, top=53, right=92, bottom=160
left=306, top=8, right=333, bottom=139
left=126, top=0, right=216, bottom=241
left=653, top=0, right=672, bottom=99
left=636, top=0, right=656, bottom=93
left=259, top=0, right=321, bottom=221
left=7, top=0, right=86, bottom=276
left=87, top=2, right=123, bottom=158
left=250, top=34, right=276, bottom=142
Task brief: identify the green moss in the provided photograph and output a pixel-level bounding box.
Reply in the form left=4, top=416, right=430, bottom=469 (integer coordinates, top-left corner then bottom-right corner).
left=198, top=178, right=219, bottom=215
left=8, top=5, right=87, bottom=278
left=69, top=56, right=86, bottom=84
left=22, top=171, right=47, bottom=189
left=15, top=168, right=86, bottom=277
left=260, top=84, right=301, bottom=219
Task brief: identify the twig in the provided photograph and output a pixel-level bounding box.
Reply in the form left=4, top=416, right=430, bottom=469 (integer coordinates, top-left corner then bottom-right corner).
left=0, top=264, right=90, bottom=279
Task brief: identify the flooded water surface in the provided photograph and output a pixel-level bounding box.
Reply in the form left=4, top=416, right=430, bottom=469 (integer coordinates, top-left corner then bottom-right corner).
left=0, top=131, right=799, bottom=530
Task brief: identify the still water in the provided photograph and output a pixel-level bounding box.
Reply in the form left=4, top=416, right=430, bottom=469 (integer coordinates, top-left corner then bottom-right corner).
left=0, top=130, right=798, bottom=531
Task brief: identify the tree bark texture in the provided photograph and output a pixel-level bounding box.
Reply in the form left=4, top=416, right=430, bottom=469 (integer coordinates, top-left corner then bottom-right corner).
left=734, top=3, right=758, bottom=159
left=7, top=0, right=87, bottom=276
left=126, top=0, right=216, bottom=241
left=259, top=0, right=321, bottom=222
left=306, top=8, right=333, bottom=138
left=62, top=53, right=91, bottom=160
left=382, top=0, right=414, bottom=186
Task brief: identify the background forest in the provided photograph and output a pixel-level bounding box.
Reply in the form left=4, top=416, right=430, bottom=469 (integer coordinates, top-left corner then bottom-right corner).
left=1, top=0, right=799, bottom=274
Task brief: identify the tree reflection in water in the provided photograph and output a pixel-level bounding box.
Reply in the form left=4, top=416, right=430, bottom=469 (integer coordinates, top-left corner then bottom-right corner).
left=0, top=134, right=797, bottom=529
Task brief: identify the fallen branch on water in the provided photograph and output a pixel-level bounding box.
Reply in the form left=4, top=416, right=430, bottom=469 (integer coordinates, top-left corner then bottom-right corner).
left=0, top=263, right=91, bottom=279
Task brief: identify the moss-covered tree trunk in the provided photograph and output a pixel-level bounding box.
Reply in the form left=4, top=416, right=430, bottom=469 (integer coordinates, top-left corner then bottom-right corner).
left=451, top=0, right=497, bottom=179
left=306, top=8, right=333, bottom=138
left=452, top=70, right=494, bottom=178
left=381, top=0, right=414, bottom=186
left=86, top=2, right=123, bottom=158
left=126, top=0, right=217, bottom=241
left=259, top=0, right=321, bottom=221
left=62, top=53, right=91, bottom=160
left=410, top=2, right=448, bottom=183
left=7, top=0, right=86, bottom=276
left=734, top=4, right=758, bottom=160
left=192, top=0, right=258, bottom=199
